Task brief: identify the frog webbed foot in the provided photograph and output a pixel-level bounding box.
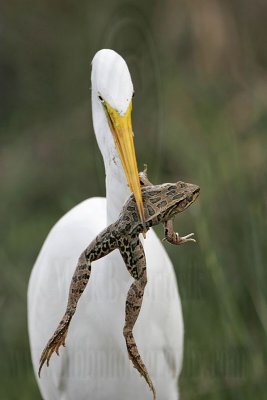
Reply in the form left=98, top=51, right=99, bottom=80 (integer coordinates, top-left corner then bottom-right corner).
left=38, top=317, right=71, bottom=377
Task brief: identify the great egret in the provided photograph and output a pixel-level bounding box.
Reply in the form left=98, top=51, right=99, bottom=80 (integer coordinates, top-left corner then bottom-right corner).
left=28, top=49, right=183, bottom=400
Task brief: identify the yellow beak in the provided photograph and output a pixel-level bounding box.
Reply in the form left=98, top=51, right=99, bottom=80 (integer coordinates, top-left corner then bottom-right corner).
left=103, top=99, right=145, bottom=228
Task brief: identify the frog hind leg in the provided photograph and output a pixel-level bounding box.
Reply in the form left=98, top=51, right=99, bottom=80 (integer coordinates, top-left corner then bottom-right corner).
left=119, top=235, right=156, bottom=399
left=38, top=226, right=117, bottom=376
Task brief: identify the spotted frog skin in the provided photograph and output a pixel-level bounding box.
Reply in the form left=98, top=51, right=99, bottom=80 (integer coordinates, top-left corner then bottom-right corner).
left=39, top=169, right=200, bottom=399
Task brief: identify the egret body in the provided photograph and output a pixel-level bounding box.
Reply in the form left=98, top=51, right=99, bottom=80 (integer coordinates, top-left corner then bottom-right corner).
left=28, top=49, right=183, bottom=400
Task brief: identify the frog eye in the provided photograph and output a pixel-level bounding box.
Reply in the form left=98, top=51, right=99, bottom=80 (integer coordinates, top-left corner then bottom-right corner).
left=180, top=182, right=186, bottom=188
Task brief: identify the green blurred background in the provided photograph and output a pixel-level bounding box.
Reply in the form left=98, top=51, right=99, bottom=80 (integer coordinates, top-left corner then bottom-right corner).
left=1, top=0, right=267, bottom=398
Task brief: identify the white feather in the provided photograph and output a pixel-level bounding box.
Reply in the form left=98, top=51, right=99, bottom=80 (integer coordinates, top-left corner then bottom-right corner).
left=28, top=49, right=183, bottom=400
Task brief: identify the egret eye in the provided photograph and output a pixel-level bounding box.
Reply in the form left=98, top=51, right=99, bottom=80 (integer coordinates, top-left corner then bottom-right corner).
left=132, top=91, right=135, bottom=98
left=98, top=95, right=104, bottom=103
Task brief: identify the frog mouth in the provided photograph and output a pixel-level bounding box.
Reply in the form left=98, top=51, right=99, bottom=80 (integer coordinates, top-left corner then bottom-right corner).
left=193, top=186, right=200, bottom=200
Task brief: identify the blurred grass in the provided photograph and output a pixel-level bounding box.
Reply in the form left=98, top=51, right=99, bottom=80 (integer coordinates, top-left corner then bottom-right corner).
left=1, top=0, right=267, bottom=398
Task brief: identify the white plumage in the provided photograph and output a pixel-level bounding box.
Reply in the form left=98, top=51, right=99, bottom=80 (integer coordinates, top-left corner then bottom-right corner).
left=28, top=49, right=183, bottom=400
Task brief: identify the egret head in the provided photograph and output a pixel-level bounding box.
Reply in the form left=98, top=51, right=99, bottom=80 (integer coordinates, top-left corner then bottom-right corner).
left=92, top=49, right=133, bottom=115
left=91, top=49, right=144, bottom=224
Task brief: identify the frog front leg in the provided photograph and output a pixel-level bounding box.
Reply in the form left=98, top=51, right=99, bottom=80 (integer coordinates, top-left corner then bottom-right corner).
left=139, top=164, right=153, bottom=187
left=119, top=235, right=156, bottom=399
left=163, top=219, right=196, bottom=245
left=38, top=226, right=118, bottom=376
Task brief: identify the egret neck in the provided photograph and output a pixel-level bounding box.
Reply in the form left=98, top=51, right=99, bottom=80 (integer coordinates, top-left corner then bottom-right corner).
left=91, top=49, right=144, bottom=228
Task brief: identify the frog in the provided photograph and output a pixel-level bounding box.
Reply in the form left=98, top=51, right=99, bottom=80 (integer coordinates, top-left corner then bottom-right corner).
left=38, top=169, right=200, bottom=399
